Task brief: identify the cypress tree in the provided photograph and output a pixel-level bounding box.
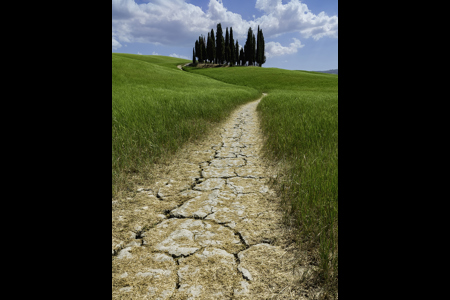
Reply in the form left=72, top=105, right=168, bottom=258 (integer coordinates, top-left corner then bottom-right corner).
left=216, top=23, right=224, bottom=64
left=210, top=28, right=216, bottom=64
left=207, top=32, right=212, bottom=64
left=220, top=35, right=225, bottom=64
left=235, top=40, right=239, bottom=66
left=225, top=27, right=229, bottom=64
left=199, top=36, right=204, bottom=63
left=230, top=27, right=235, bottom=66
left=243, top=33, right=248, bottom=65
left=259, top=27, right=266, bottom=67
left=201, top=35, right=206, bottom=64
left=193, top=47, right=196, bottom=64
left=201, top=36, right=204, bottom=63
left=240, top=48, right=245, bottom=66
left=256, top=25, right=261, bottom=66
left=198, top=36, right=201, bottom=63
left=195, top=40, right=199, bottom=62
left=252, top=32, right=256, bottom=66
left=244, top=27, right=254, bottom=66
left=198, top=37, right=202, bottom=63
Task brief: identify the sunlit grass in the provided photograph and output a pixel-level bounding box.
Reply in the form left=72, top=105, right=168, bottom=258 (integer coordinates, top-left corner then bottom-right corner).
left=185, top=66, right=338, bottom=295
left=112, top=53, right=259, bottom=197
left=112, top=55, right=338, bottom=295
left=258, top=90, right=338, bottom=286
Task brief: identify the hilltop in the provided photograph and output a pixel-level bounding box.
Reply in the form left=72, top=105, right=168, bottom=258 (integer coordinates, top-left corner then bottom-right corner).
left=314, top=69, right=338, bottom=75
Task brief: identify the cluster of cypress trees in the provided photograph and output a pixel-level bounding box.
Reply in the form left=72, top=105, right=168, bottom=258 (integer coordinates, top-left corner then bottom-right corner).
left=193, top=24, right=265, bottom=67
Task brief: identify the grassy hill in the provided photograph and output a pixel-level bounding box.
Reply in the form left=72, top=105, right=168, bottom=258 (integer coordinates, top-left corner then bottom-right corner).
left=184, top=65, right=338, bottom=294
left=112, top=53, right=259, bottom=195
left=313, top=69, right=338, bottom=75
left=112, top=56, right=338, bottom=296
left=183, top=65, right=337, bottom=92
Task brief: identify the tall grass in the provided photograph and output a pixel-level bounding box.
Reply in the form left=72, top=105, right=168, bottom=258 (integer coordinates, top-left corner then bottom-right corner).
left=259, top=91, right=338, bottom=286
left=112, top=54, right=259, bottom=197
left=185, top=66, right=338, bottom=296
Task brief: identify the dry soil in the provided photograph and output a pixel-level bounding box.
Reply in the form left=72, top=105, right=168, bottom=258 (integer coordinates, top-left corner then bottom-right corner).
left=112, top=95, right=318, bottom=299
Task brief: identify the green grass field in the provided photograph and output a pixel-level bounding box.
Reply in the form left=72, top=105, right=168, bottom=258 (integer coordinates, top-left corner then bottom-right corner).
left=112, top=54, right=259, bottom=196
left=184, top=65, right=338, bottom=294
left=112, top=56, right=338, bottom=296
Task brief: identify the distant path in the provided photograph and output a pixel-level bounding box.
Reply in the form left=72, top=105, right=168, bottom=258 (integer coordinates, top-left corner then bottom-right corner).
left=177, top=63, right=190, bottom=70
left=112, top=93, right=310, bottom=298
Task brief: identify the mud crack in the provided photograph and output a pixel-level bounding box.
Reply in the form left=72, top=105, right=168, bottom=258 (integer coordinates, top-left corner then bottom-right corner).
left=113, top=94, right=304, bottom=299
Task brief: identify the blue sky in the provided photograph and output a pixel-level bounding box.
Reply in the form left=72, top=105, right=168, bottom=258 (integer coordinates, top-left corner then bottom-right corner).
left=112, top=0, right=338, bottom=71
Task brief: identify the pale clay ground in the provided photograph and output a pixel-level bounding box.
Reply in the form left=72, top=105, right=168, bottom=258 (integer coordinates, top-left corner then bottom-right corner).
left=112, top=93, right=318, bottom=299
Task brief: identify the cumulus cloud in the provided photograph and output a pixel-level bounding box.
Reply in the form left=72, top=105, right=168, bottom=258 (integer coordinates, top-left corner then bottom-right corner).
left=254, top=0, right=338, bottom=40
left=112, top=0, right=212, bottom=47
left=112, top=37, right=122, bottom=50
left=255, top=0, right=280, bottom=12
left=112, top=0, right=337, bottom=49
left=206, top=0, right=251, bottom=38
left=265, top=38, right=304, bottom=58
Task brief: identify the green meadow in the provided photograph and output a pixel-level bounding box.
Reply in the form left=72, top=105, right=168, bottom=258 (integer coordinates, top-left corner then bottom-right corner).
left=112, top=55, right=338, bottom=295
left=184, top=65, right=338, bottom=293
left=112, top=53, right=259, bottom=195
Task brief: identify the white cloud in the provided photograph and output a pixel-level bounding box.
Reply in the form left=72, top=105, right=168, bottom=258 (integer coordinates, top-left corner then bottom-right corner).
left=151, top=51, right=159, bottom=55
left=254, top=0, right=338, bottom=40
left=265, top=38, right=304, bottom=58
left=112, top=37, right=122, bottom=50
left=137, top=52, right=142, bottom=55
left=112, top=0, right=337, bottom=49
left=168, top=53, right=189, bottom=59
left=255, top=0, right=280, bottom=11
left=112, top=0, right=212, bottom=47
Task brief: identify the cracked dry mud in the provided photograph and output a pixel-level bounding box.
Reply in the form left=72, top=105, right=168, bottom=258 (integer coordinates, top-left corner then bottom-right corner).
left=112, top=95, right=306, bottom=299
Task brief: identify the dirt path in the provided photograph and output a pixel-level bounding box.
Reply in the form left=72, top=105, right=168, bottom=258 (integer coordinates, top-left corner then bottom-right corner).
left=112, top=95, right=309, bottom=299
left=177, top=63, right=189, bottom=70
